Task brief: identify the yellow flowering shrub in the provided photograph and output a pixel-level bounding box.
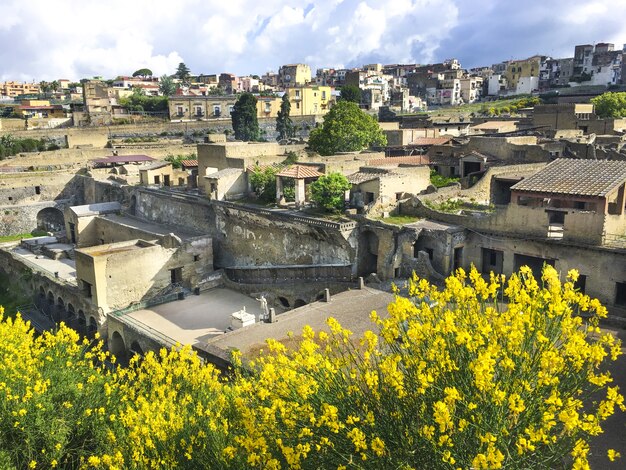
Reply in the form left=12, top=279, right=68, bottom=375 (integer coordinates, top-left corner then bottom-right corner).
left=0, top=265, right=623, bottom=469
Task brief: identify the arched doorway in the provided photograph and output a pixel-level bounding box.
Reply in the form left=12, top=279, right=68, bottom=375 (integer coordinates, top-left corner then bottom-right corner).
left=110, top=331, right=127, bottom=364
left=129, top=195, right=137, bottom=216
left=46, top=291, right=55, bottom=315
left=278, top=297, right=290, bottom=308
left=36, top=207, right=64, bottom=233
left=55, top=297, right=65, bottom=321
left=87, top=316, right=98, bottom=337
left=78, top=310, right=86, bottom=334
left=130, top=340, right=144, bottom=356
left=357, top=230, right=379, bottom=277
left=293, top=299, right=307, bottom=308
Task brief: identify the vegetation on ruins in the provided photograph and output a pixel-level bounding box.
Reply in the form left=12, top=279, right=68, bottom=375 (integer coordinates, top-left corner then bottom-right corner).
left=249, top=165, right=279, bottom=202
left=165, top=153, right=196, bottom=169
left=309, top=172, right=351, bottom=212
left=591, top=92, right=626, bottom=118
left=429, top=169, right=460, bottom=188
left=339, top=85, right=362, bottom=104
left=276, top=94, right=295, bottom=141
left=0, top=265, right=622, bottom=469
left=308, top=101, right=386, bottom=156
left=0, top=134, right=51, bottom=160
left=231, top=93, right=260, bottom=141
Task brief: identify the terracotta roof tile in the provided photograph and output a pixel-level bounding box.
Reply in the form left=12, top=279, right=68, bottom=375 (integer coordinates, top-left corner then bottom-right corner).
left=180, top=159, right=198, bottom=167
left=276, top=164, right=323, bottom=179
left=367, top=156, right=429, bottom=166
left=511, top=159, right=626, bottom=197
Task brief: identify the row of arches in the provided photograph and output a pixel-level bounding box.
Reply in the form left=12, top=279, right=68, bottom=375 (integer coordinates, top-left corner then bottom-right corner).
left=37, top=286, right=97, bottom=337
left=109, top=331, right=144, bottom=366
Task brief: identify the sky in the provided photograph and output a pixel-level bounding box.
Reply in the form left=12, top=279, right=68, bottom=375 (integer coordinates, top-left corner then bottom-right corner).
left=1, top=0, right=625, bottom=82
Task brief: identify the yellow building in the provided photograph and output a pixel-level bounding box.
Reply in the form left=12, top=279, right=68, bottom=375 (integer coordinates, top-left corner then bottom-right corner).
left=286, top=86, right=333, bottom=116
left=256, top=96, right=282, bottom=118
left=278, top=64, right=312, bottom=87
left=503, top=56, right=542, bottom=91
left=0, top=81, right=40, bottom=98
left=16, top=100, right=66, bottom=119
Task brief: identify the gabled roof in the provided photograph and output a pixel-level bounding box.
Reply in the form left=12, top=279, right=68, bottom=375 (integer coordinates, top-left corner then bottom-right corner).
left=276, top=165, right=323, bottom=179
left=511, top=159, right=626, bottom=197
left=180, top=159, right=198, bottom=168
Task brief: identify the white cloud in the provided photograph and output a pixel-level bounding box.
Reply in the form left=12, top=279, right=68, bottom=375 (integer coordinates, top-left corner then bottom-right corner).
left=0, top=0, right=624, bottom=81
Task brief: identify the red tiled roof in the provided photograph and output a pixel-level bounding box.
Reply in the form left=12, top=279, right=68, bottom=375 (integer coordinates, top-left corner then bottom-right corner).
left=276, top=164, right=323, bottom=179
left=409, top=137, right=451, bottom=146
left=181, top=159, right=198, bottom=168
left=367, top=156, right=430, bottom=166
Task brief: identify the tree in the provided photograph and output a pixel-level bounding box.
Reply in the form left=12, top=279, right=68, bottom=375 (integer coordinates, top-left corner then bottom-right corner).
left=249, top=165, right=279, bottom=201
left=50, top=81, right=60, bottom=93
left=309, top=172, right=351, bottom=212
left=132, top=68, right=153, bottom=78
left=591, top=92, right=626, bottom=118
left=339, top=84, right=362, bottom=103
left=159, top=75, right=177, bottom=96
left=231, top=92, right=260, bottom=141
left=38, top=81, right=50, bottom=97
left=308, top=101, right=386, bottom=155
left=175, top=62, right=191, bottom=85
left=276, top=93, right=294, bottom=141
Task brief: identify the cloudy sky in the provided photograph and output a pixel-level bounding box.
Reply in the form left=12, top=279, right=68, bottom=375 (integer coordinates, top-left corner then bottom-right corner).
left=1, top=0, right=625, bottom=81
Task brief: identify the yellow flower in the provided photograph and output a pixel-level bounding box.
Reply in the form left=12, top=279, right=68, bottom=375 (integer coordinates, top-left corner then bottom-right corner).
left=608, top=449, right=621, bottom=461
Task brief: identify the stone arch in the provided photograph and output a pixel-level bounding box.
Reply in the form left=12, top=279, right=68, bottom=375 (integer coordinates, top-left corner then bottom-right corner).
left=130, top=340, right=144, bottom=356
left=55, top=297, right=66, bottom=321
left=110, top=331, right=127, bottom=363
left=293, top=299, right=307, bottom=308
left=357, top=230, right=379, bottom=277
left=278, top=296, right=290, bottom=308
left=87, top=316, right=98, bottom=336
left=78, top=310, right=86, bottom=332
left=36, top=207, right=64, bottom=233
left=39, top=286, right=45, bottom=298
left=67, top=303, right=75, bottom=317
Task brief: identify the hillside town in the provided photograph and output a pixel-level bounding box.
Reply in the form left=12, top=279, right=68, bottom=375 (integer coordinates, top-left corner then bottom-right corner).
left=1, top=32, right=626, bottom=469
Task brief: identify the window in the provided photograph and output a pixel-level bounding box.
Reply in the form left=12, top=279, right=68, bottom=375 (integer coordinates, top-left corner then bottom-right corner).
left=574, top=201, right=586, bottom=210
left=615, top=282, right=626, bottom=307
left=82, top=280, right=92, bottom=298
left=195, top=106, right=203, bottom=117
left=295, top=90, right=300, bottom=98
left=322, top=91, right=327, bottom=100
left=35, top=186, right=41, bottom=194
left=177, top=106, right=184, bottom=116
left=213, top=106, right=221, bottom=117
left=296, top=102, right=300, bottom=109
left=154, top=175, right=160, bottom=185
left=194, top=255, right=200, bottom=262
left=574, top=275, right=587, bottom=294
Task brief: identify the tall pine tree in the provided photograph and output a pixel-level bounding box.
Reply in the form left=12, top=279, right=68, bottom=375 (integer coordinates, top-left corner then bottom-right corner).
left=231, top=93, right=260, bottom=141
left=276, top=94, right=294, bottom=141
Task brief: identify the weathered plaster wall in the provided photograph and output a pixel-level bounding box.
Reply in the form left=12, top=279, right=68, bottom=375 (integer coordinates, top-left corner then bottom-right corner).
left=0, top=200, right=70, bottom=236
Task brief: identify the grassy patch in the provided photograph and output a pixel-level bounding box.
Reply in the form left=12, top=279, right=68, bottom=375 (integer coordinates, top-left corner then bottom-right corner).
left=378, top=215, right=421, bottom=225
left=0, top=271, right=30, bottom=317
left=0, top=230, right=48, bottom=243
left=430, top=170, right=460, bottom=188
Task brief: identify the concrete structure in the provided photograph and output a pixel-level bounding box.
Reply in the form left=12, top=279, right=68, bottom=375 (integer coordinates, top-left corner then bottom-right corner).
left=347, top=165, right=431, bottom=213
left=533, top=103, right=626, bottom=134
left=204, top=168, right=247, bottom=201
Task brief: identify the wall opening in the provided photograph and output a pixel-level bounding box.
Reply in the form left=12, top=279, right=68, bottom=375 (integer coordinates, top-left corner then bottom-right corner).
left=513, top=254, right=555, bottom=279
left=481, top=248, right=504, bottom=274
left=293, top=299, right=306, bottom=308
left=36, top=207, right=64, bottom=233
left=278, top=297, right=290, bottom=308
left=130, top=341, right=144, bottom=356
left=615, top=282, right=626, bottom=307
left=110, top=331, right=128, bottom=364
left=357, top=230, right=379, bottom=277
